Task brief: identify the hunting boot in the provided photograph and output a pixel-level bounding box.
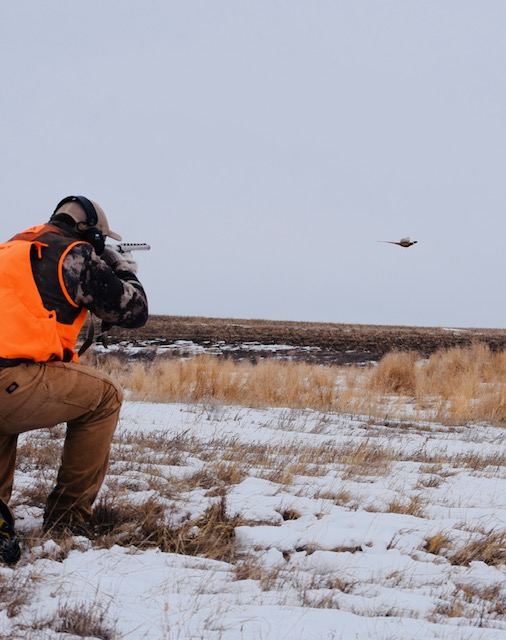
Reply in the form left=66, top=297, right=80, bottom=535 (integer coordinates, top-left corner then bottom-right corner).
left=0, top=499, right=20, bottom=565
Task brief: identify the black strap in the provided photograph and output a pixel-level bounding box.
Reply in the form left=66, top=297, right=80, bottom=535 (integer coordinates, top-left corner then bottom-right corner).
left=53, top=196, right=98, bottom=227
left=0, top=357, right=32, bottom=367
left=78, top=312, right=95, bottom=357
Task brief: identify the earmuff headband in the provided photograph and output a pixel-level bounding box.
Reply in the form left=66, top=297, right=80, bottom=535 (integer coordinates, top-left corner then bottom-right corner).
left=53, top=195, right=98, bottom=228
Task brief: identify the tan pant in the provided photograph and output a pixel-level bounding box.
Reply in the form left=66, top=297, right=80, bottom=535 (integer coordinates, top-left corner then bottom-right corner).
left=0, top=361, right=123, bottom=524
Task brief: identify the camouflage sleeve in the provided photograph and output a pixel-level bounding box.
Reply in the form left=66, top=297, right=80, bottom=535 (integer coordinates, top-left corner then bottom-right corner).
left=62, top=243, right=149, bottom=328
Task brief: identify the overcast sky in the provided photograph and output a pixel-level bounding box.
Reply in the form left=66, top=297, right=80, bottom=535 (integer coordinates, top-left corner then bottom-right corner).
left=1, top=2, right=505, bottom=328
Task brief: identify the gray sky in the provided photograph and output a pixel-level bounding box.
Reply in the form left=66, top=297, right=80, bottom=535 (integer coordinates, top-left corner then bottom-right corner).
left=1, top=2, right=505, bottom=328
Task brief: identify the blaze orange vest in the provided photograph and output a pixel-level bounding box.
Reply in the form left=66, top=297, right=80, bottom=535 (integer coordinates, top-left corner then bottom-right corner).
left=0, top=225, right=89, bottom=363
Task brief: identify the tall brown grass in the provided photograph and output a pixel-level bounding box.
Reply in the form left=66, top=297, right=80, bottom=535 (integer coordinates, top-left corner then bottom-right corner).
left=90, top=344, right=506, bottom=425
left=106, top=355, right=343, bottom=412
left=368, top=350, right=418, bottom=395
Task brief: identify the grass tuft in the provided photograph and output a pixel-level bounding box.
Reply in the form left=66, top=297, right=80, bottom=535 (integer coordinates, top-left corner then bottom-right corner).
left=368, top=350, right=418, bottom=395
left=92, top=494, right=241, bottom=562
left=50, top=600, right=117, bottom=640
left=449, top=529, right=506, bottom=567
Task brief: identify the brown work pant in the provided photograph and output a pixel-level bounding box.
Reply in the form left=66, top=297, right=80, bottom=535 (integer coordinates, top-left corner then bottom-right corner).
left=0, top=361, right=123, bottom=525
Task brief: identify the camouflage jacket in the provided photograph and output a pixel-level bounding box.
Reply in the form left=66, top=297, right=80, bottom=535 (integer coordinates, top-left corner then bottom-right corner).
left=34, top=222, right=149, bottom=329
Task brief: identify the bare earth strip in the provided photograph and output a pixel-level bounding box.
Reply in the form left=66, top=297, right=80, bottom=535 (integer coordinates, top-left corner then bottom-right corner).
left=102, top=315, right=506, bottom=364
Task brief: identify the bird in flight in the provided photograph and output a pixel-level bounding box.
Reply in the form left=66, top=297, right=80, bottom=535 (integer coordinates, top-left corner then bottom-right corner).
left=378, top=237, right=418, bottom=248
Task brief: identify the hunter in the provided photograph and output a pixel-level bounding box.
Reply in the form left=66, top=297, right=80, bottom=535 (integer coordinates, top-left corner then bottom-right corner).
left=0, top=195, right=148, bottom=564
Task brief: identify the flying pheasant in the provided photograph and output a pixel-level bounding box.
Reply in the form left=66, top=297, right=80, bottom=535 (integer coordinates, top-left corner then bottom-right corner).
left=378, top=237, right=418, bottom=248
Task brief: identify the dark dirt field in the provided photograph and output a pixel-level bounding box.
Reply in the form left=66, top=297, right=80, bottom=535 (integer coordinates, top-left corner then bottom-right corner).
left=101, top=315, right=506, bottom=365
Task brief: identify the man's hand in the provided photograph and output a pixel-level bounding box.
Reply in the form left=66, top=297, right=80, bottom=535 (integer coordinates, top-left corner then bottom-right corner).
left=101, top=246, right=138, bottom=274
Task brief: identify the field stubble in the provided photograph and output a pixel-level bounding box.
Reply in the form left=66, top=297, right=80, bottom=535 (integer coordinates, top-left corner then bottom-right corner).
left=103, top=314, right=506, bottom=365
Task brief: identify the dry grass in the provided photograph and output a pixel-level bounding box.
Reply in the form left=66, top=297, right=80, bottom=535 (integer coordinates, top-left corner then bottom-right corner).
left=425, top=531, right=453, bottom=556
left=48, top=599, right=117, bottom=640
left=368, top=350, right=418, bottom=395
left=92, top=345, right=506, bottom=425
left=386, top=495, right=426, bottom=518
left=449, top=529, right=506, bottom=567
left=423, top=527, right=506, bottom=567
left=431, top=582, right=506, bottom=624
left=0, top=573, right=35, bottom=619
left=92, top=494, right=242, bottom=563
left=116, top=356, right=342, bottom=412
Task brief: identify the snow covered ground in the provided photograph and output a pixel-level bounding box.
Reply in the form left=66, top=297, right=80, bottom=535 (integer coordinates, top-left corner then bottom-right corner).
left=1, top=399, right=505, bottom=639
left=94, top=338, right=324, bottom=361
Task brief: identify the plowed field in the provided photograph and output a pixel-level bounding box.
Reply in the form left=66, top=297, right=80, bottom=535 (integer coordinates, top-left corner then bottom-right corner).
left=102, top=315, right=506, bottom=365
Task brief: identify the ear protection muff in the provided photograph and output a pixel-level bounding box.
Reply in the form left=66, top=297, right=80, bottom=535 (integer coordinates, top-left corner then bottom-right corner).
left=53, top=195, right=105, bottom=254
left=79, top=227, right=106, bottom=255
